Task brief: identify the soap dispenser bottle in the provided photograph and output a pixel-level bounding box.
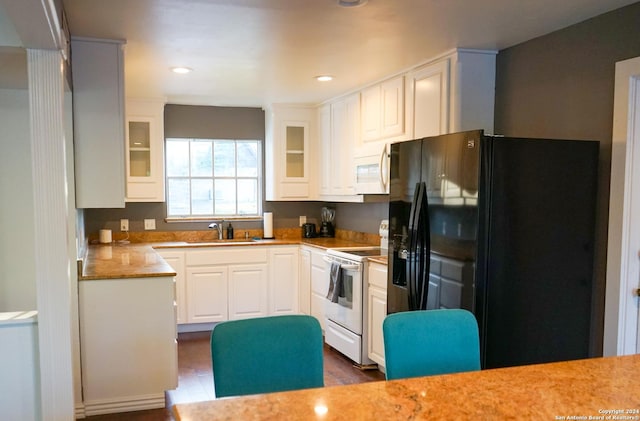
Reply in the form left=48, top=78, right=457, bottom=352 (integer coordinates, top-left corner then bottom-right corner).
left=226, top=223, right=234, bottom=239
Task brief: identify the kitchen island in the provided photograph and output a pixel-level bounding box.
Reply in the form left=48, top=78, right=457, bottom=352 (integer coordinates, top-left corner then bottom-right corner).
left=173, top=354, right=640, bottom=420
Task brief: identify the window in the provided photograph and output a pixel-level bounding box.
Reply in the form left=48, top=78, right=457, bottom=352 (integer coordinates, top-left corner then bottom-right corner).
left=166, top=138, right=261, bottom=218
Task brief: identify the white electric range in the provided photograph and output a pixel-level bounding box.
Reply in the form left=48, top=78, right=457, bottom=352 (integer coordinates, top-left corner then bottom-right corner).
left=323, top=246, right=386, bottom=368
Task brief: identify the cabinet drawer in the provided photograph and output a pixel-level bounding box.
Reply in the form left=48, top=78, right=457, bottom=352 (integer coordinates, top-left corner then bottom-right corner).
left=325, top=319, right=361, bottom=364
left=439, top=277, right=463, bottom=309
left=186, top=247, right=267, bottom=266
left=430, top=256, right=441, bottom=275
left=368, top=262, right=387, bottom=289
left=440, top=258, right=465, bottom=281
left=311, top=250, right=327, bottom=267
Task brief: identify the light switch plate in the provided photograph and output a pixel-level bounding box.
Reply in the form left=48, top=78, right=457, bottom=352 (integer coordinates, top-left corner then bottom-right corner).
left=299, top=216, right=307, bottom=226
left=144, top=219, right=156, bottom=230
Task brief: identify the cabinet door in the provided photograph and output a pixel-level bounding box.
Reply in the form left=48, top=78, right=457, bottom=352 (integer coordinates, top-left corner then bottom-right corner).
left=72, top=38, right=126, bottom=208
left=269, top=247, right=299, bottom=315
left=318, top=105, right=332, bottom=195
left=361, top=85, right=381, bottom=141
left=186, top=266, right=228, bottom=323
left=310, top=250, right=328, bottom=331
left=228, top=264, right=268, bottom=320
left=157, top=250, right=186, bottom=324
left=409, top=59, right=450, bottom=138
left=265, top=105, right=314, bottom=201
left=330, top=94, right=358, bottom=195
left=299, top=248, right=311, bottom=315
left=368, top=285, right=387, bottom=366
left=381, top=76, right=405, bottom=138
left=125, top=98, right=165, bottom=202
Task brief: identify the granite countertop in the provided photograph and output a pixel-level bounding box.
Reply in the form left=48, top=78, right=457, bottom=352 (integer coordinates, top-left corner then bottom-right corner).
left=369, top=255, right=388, bottom=265
left=81, top=243, right=177, bottom=280
left=173, top=354, right=640, bottom=420
left=80, top=236, right=377, bottom=280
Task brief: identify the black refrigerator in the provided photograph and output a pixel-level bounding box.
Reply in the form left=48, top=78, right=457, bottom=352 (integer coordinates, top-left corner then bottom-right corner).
left=387, top=130, right=599, bottom=369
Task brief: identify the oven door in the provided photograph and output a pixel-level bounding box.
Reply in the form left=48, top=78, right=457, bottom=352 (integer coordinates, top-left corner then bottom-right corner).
left=324, top=256, right=363, bottom=335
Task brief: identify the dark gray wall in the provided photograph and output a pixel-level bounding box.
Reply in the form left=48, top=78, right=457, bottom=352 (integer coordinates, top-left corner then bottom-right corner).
left=85, top=104, right=386, bottom=236
left=494, top=1, right=640, bottom=356
left=164, top=104, right=265, bottom=140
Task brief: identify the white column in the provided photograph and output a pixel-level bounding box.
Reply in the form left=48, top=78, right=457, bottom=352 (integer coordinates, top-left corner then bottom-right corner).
left=27, top=48, right=74, bottom=420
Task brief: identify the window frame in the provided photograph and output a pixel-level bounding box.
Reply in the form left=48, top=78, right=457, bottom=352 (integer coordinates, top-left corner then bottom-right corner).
left=164, top=137, right=263, bottom=221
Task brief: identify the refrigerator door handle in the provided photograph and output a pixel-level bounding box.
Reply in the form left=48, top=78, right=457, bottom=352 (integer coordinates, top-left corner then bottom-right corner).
left=416, top=183, right=431, bottom=310
left=407, top=182, right=430, bottom=311
left=406, top=182, right=422, bottom=310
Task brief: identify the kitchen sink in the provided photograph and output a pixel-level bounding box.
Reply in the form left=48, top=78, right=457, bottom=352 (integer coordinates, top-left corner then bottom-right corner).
left=186, top=238, right=258, bottom=246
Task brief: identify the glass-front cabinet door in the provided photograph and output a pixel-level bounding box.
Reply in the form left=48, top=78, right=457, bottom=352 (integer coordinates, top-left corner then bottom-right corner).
left=265, top=104, right=315, bottom=201
left=128, top=119, right=152, bottom=177
left=284, top=123, right=307, bottom=179
left=125, top=98, right=165, bottom=202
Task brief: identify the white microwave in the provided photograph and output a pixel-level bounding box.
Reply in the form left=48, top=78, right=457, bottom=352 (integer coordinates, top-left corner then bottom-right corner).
left=354, top=142, right=390, bottom=194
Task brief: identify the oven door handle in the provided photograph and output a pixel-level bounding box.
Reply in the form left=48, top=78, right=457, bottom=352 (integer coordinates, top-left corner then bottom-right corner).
left=322, top=256, right=361, bottom=271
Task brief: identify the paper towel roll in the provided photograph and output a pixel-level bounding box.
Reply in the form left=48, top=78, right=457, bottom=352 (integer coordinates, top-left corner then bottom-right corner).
left=99, top=229, right=112, bottom=244
left=263, top=212, right=274, bottom=239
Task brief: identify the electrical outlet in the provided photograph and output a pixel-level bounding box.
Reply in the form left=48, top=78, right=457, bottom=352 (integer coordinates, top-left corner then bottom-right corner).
left=120, top=219, right=129, bottom=232
left=144, top=219, right=156, bottom=230
left=299, top=216, right=307, bottom=226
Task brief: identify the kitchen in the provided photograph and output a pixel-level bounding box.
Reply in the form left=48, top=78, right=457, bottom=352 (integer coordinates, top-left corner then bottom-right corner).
left=2, top=0, right=640, bottom=419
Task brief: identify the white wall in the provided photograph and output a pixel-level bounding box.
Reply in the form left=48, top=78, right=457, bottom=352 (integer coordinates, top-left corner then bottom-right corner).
left=0, top=88, right=37, bottom=311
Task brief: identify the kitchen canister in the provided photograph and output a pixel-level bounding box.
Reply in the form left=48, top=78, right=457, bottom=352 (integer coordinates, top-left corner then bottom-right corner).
left=99, top=229, right=112, bottom=244
left=263, top=212, right=274, bottom=239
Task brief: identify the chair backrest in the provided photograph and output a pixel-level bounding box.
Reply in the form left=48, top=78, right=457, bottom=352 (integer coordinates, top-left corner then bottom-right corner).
left=383, top=309, right=480, bottom=380
left=210, top=315, right=324, bottom=398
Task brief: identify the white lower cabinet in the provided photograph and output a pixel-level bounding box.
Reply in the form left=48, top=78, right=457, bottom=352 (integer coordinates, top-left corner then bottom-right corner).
left=308, top=246, right=329, bottom=331
left=367, top=261, right=388, bottom=368
left=186, top=266, right=229, bottom=323
left=156, top=250, right=187, bottom=324
left=228, top=263, right=269, bottom=320
left=269, top=246, right=300, bottom=315
left=79, top=276, right=177, bottom=415
left=298, top=247, right=311, bottom=315
left=166, top=245, right=299, bottom=326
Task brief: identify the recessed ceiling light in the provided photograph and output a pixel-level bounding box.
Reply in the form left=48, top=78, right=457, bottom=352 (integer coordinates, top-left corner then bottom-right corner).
left=338, top=0, right=368, bottom=7
left=171, top=67, right=193, bottom=74
left=316, top=75, right=333, bottom=82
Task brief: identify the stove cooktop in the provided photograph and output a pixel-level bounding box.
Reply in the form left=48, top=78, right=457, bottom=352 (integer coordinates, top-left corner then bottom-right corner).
left=327, top=247, right=386, bottom=260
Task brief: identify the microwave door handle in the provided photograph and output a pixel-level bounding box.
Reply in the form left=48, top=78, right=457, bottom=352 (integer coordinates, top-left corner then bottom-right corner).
left=379, top=143, right=389, bottom=191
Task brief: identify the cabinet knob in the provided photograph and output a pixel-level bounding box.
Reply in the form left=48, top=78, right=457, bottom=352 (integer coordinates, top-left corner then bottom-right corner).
left=635, top=288, right=640, bottom=297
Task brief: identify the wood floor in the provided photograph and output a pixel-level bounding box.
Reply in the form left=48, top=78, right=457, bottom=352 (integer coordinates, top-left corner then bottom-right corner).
left=85, top=331, right=385, bottom=421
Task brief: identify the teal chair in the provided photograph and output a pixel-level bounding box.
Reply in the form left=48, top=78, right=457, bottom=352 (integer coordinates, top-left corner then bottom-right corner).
left=210, top=315, right=324, bottom=398
left=382, top=309, right=480, bottom=380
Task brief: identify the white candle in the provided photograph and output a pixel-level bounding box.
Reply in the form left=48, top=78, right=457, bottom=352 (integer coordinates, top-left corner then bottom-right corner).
left=99, top=229, right=112, bottom=244
left=263, top=212, right=273, bottom=239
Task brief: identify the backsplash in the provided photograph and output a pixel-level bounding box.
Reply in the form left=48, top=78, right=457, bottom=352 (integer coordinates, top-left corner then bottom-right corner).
left=87, top=228, right=382, bottom=245
left=83, top=201, right=388, bottom=244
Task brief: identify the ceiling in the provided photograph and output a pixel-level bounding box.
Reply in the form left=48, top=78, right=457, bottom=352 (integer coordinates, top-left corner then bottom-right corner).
left=14, top=0, right=640, bottom=107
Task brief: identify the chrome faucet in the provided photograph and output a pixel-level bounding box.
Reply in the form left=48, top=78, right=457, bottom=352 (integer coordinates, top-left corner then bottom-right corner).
left=208, top=221, right=224, bottom=240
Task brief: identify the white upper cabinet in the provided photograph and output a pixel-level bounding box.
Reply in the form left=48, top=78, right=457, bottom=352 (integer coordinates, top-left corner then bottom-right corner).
left=406, top=49, right=496, bottom=139
left=125, top=98, right=166, bottom=202
left=318, top=93, right=361, bottom=200
left=407, top=59, right=450, bottom=138
left=361, top=76, right=406, bottom=143
left=72, top=37, right=126, bottom=208
left=265, top=104, right=316, bottom=200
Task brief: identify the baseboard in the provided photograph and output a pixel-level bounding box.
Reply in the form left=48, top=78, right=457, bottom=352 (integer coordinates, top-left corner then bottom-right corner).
left=177, top=322, right=216, bottom=333
left=74, top=403, right=86, bottom=419
left=83, top=393, right=166, bottom=416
